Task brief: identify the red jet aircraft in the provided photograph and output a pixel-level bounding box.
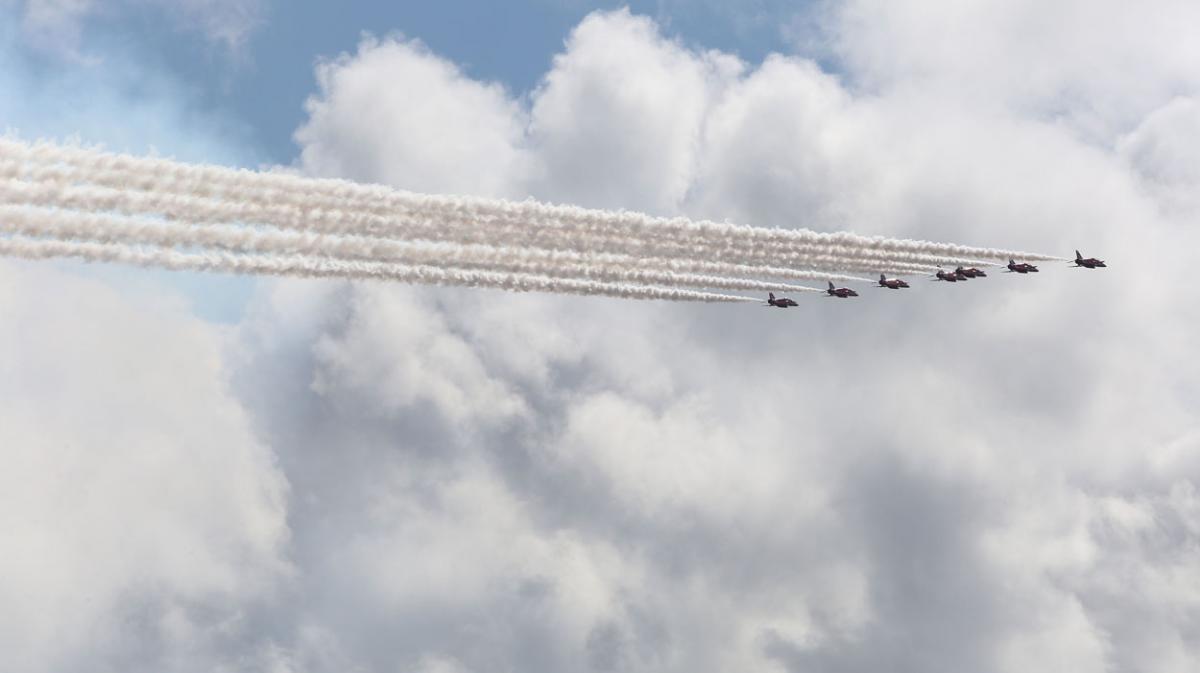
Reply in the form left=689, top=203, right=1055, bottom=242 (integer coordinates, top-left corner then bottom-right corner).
left=877, top=274, right=910, bottom=289
left=934, top=269, right=959, bottom=282
left=956, top=266, right=988, bottom=278
left=1006, top=259, right=1040, bottom=273
left=766, top=292, right=799, bottom=308
left=826, top=281, right=859, bottom=298
left=1073, top=250, right=1106, bottom=268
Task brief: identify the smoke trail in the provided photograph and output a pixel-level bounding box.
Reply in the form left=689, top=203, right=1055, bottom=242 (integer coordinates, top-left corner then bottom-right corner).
left=0, top=234, right=763, bottom=303
left=0, top=139, right=1066, bottom=264
left=0, top=177, right=871, bottom=282
left=0, top=205, right=827, bottom=294
left=0, top=173, right=988, bottom=275
left=0, top=165, right=985, bottom=273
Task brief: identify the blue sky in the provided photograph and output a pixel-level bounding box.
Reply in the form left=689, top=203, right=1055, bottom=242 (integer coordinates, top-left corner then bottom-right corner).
left=14, top=1, right=813, bottom=164
left=2, top=0, right=818, bottom=323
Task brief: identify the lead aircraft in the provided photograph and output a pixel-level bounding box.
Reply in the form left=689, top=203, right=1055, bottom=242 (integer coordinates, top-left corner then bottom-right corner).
left=1073, top=251, right=1106, bottom=268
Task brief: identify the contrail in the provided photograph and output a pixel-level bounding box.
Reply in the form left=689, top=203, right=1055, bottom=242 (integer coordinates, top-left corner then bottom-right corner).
left=0, top=235, right=763, bottom=303
left=0, top=157, right=1010, bottom=275
left=0, top=139, right=1066, bottom=264
left=0, top=178, right=869, bottom=282
left=0, top=173, right=988, bottom=279
left=0, top=205, right=827, bottom=294
left=0, top=174, right=992, bottom=275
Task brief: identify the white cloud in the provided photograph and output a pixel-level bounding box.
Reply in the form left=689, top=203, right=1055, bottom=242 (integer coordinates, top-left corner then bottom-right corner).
left=0, top=260, right=290, bottom=672
left=310, top=286, right=528, bottom=425
left=265, top=6, right=1200, bottom=672
left=296, top=36, right=531, bottom=198
left=1119, top=97, right=1200, bottom=218
left=824, top=0, right=1200, bottom=139
left=686, top=54, right=859, bottom=228
left=525, top=9, right=742, bottom=213
left=1, top=16, right=284, bottom=672
left=7, top=3, right=1200, bottom=672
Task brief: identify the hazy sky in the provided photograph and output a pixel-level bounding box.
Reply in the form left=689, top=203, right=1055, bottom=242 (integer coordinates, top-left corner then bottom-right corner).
left=3, top=2, right=1200, bottom=672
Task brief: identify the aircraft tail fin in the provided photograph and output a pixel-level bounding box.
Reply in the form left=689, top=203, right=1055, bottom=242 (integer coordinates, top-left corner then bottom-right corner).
left=880, top=274, right=886, bottom=282
left=828, top=281, right=835, bottom=290
left=1075, top=250, right=1083, bottom=261
left=768, top=292, right=775, bottom=301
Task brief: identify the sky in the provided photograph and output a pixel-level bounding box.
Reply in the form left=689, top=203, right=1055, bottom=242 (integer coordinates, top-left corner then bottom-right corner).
left=2, top=2, right=1200, bottom=672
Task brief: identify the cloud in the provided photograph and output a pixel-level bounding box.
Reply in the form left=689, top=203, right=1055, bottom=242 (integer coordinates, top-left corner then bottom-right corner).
left=1, top=14, right=288, bottom=671
left=0, top=261, right=290, bottom=672
left=0, top=11, right=263, bottom=323
left=266, top=6, right=1200, bottom=672
left=7, top=3, right=1200, bottom=673
left=296, top=35, right=531, bottom=198
left=0, top=10, right=259, bottom=164
left=1118, top=97, right=1200, bottom=218
left=823, top=0, right=1200, bottom=139
left=309, top=288, right=529, bottom=425
left=524, top=10, right=742, bottom=213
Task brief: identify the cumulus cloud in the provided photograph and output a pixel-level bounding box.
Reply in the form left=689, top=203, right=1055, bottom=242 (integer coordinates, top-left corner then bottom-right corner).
left=1, top=14, right=283, bottom=672
left=268, top=6, right=1200, bottom=672
left=296, top=36, right=531, bottom=198
left=824, top=0, right=1200, bottom=140
left=524, top=10, right=742, bottom=213
left=0, top=261, right=289, bottom=672
left=686, top=54, right=859, bottom=228
left=1118, top=97, right=1200, bottom=217
left=7, top=3, right=1200, bottom=673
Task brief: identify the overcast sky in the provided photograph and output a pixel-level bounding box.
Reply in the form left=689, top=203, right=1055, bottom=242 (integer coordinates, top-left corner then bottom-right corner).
left=2, top=2, right=1200, bottom=672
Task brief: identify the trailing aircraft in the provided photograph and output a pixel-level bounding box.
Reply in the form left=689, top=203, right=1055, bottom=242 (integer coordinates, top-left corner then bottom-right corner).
left=877, top=274, right=910, bottom=289
left=826, top=281, right=859, bottom=298
left=766, top=292, right=799, bottom=308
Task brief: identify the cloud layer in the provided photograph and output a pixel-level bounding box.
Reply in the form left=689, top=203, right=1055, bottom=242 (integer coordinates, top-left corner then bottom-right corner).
left=4, top=5, right=1200, bottom=672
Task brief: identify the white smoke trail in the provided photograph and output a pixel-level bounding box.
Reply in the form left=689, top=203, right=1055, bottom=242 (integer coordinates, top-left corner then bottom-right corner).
left=0, top=177, right=871, bottom=282
left=0, top=138, right=1066, bottom=264
left=0, top=234, right=764, bottom=303
left=0, top=205, right=828, bottom=294
left=0, top=173, right=960, bottom=277
left=0, top=173, right=981, bottom=275
left=0, top=162, right=999, bottom=274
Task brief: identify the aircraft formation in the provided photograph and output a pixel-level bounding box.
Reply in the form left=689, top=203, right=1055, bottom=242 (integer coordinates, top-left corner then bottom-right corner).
left=764, top=250, right=1105, bottom=307
left=0, top=138, right=1113, bottom=306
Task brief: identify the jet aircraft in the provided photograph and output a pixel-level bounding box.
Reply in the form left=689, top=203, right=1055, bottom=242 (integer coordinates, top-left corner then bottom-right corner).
left=766, top=292, right=799, bottom=308
left=956, top=266, right=988, bottom=278
left=934, top=269, right=959, bottom=282
left=877, top=274, right=910, bottom=289
left=826, top=281, right=859, bottom=298
left=1073, top=250, right=1106, bottom=268
left=1006, top=260, right=1039, bottom=274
